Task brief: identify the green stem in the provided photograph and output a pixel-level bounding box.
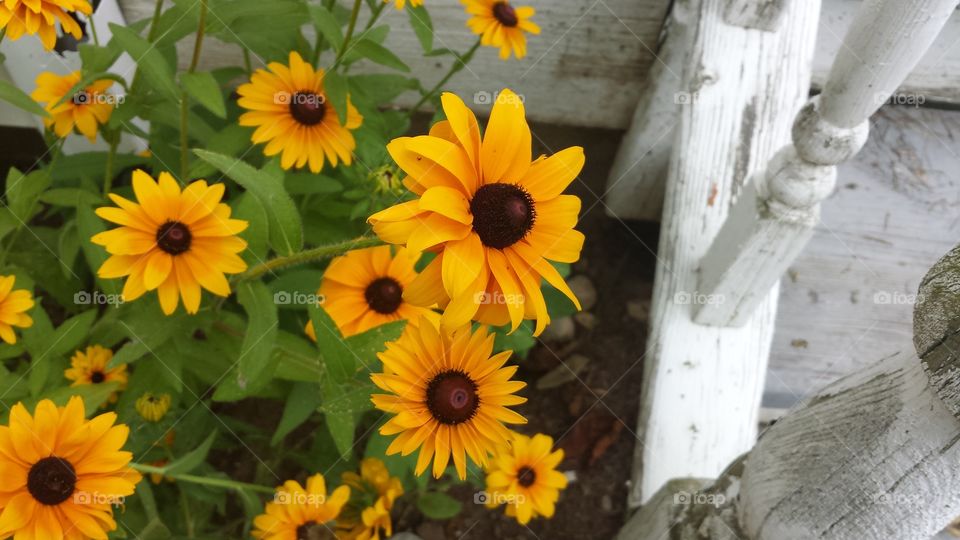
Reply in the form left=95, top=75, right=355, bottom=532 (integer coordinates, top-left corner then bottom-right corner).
left=129, top=0, right=165, bottom=94
left=103, top=135, right=117, bottom=194
left=180, top=0, right=208, bottom=181
left=131, top=463, right=275, bottom=494
left=409, top=39, right=482, bottom=117
left=332, top=0, right=363, bottom=68
left=88, top=14, right=100, bottom=46
left=236, top=236, right=381, bottom=282
left=242, top=47, right=252, bottom=74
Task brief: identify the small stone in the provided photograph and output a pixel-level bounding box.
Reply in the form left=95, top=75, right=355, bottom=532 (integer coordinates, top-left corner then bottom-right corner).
left=601, top=494, right=613, bottom=512
left=574, top=311, right=597, bottom=330
left=568, top=275, right=597, bottom=311
left=541, top=316, right=575, bottom=342
left=536, top=354, right=590, bottom=390
left=627, top=299, right=650, bottom=322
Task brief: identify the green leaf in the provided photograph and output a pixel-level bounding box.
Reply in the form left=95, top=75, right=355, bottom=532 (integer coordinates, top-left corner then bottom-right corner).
left=309, top=4, right=343, bottom=50
left=323, top=71, right=348, bottom=125
left=307, top=303, right=353, bottom=383
left=180, top=71, right=226, bottom=118
left=40, top=188, right=103, bottom=207
left=22, top=306, right=55, bottom=397
left=76, top=201, right=121, bottom=297
left=236, top=281, right=279, bottom=384
left=0, top=80, right=48, bottom=118
left=417, top=492, right=463, bottom=519
left=348, top=39, right=410, bottom=72
left=79, top=42, right=123, bottom=74
left=165, top=430, right=218, bottom=475
left=194, top=149, right=304, bottom=255
left=407, top=5, right=434, bottom=52
left=6, top=168, right=51, bottom=224
left=49, top=310, right=98, bottom=358
left=322, top=376, right=355, bottom=458
left=271, top=381, right=322, bottom=445
left=109, top=23, right=179, bottom=101
left=35, top=382, right=119, bottom=415
left=233, top=193, right=269, bottom=264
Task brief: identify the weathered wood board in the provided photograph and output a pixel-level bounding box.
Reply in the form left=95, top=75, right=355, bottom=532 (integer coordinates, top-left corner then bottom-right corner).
left=765, top=104, right=960, bottom=408
left=118, top=0, right=672, bottom=129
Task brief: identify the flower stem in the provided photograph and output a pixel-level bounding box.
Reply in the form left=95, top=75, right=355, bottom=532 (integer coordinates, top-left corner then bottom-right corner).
left=129, top=0, right=165, bottom=94
left=333, top=0, right=363, bottom=68
left=103, top=134, right=118, bottom=194
left=408, top=40, right=482, bottom=118
left=236, top=235, right=381, bottom=282
left=131, top=463, right=275, bottom=494
left=180, top=0, right=208, bottom=181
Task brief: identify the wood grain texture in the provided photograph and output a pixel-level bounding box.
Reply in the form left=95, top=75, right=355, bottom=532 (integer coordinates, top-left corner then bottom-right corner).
left=765, top=106, right=960, bottom=408
left=631, top=0, right=819, bottom=506
left=117, top=0, right=672, bottom=129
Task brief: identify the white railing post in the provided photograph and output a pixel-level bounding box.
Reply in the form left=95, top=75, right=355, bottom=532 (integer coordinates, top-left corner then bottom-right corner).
left=694, top=0, right=960, bottom=327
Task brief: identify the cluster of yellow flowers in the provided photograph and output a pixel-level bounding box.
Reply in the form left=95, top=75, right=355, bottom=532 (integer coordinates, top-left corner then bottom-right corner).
left=0, top=0, right=578, bottom=536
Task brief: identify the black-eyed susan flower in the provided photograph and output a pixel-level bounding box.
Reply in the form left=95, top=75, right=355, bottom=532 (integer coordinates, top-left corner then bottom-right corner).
left=0, top=0, right=91, bottom=51
left=251, top=473, right=350, bottom=540
left=136, top=392, right=172, bottom=422
left=64, top=344, right=128, bottom=405
left=92, top=170, right=249, bottom=315
left=368, top=90, right=584, bottom=336
left=339, top=458, right=403, bottom=540
left=306, top=245, right=436, bottom=339
left=484, top=431, right=567, bottom=525
left=0, top=396, right=142, bottom=539
left=462, top=0, right=540, bottom=59
left=237, top=51, right=363, bottom=173
left=371, top=317, right=527, bottom=480
left=388, top=0, right=422, bottom=9
left=31, top=71, right=115, bottom=143
left=0, top=275, right=33, bottom=345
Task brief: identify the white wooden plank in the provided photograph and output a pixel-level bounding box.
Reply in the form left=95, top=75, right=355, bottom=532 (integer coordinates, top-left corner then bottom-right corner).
left=117, top=0, right=671, bottom=129
left=631, top=0, right=819, bottom=507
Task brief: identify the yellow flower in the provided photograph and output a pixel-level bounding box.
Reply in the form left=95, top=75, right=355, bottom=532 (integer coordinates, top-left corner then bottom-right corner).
left=64, top=345, right=128, bottom=405
left=31, top=71, right=115, bottom=143
left=251, top=473, right=350, bottom=540
left=484, top=431, right=567, bottom=525
left=371, top=317, right=527, bottom=480
left=0, top=275, right=33, bottom=345
left=462, top=0, right=540, bottom=59
left=367, top=90, right=584, bottom=336
left=387, top=0, right=422, bottom=9
left=306, top=245, right=436, bottom=339
left=339, top=458, right=404, bottom=540
left=92, top=170, right=249, bottom=315
left=136, top=392, right=172, bottom=422
left=0, top=396, right=142, bottom=539
left=237, top=51, right=363, bottom=173
left=0, top=0, right=91, bottom=51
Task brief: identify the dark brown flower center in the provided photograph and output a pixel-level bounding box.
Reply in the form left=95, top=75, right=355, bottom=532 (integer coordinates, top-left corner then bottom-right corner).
left=364, top=277, right=403, bottom=314
left=71, top=90, right=92, bottom=106
left=296, top=521, right=335, bottom=540
left=28, top=456, right=76, bottom=506
left=517, top=465, right=536, bottom=487
left=493, top=1, right=519, bottom=27
left=469, top=183, right=535, bottom=249
left=156, top=221, right=192, bottom=255
left=90, top=370, right=105, bottom=383
left=426, top=370, right=480, bottom=425
left=289, top=92, right=326, bottom=126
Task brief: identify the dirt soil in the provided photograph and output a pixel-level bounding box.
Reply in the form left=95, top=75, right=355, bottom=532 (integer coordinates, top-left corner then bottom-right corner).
left=401, top=123, right=660, bottom=539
